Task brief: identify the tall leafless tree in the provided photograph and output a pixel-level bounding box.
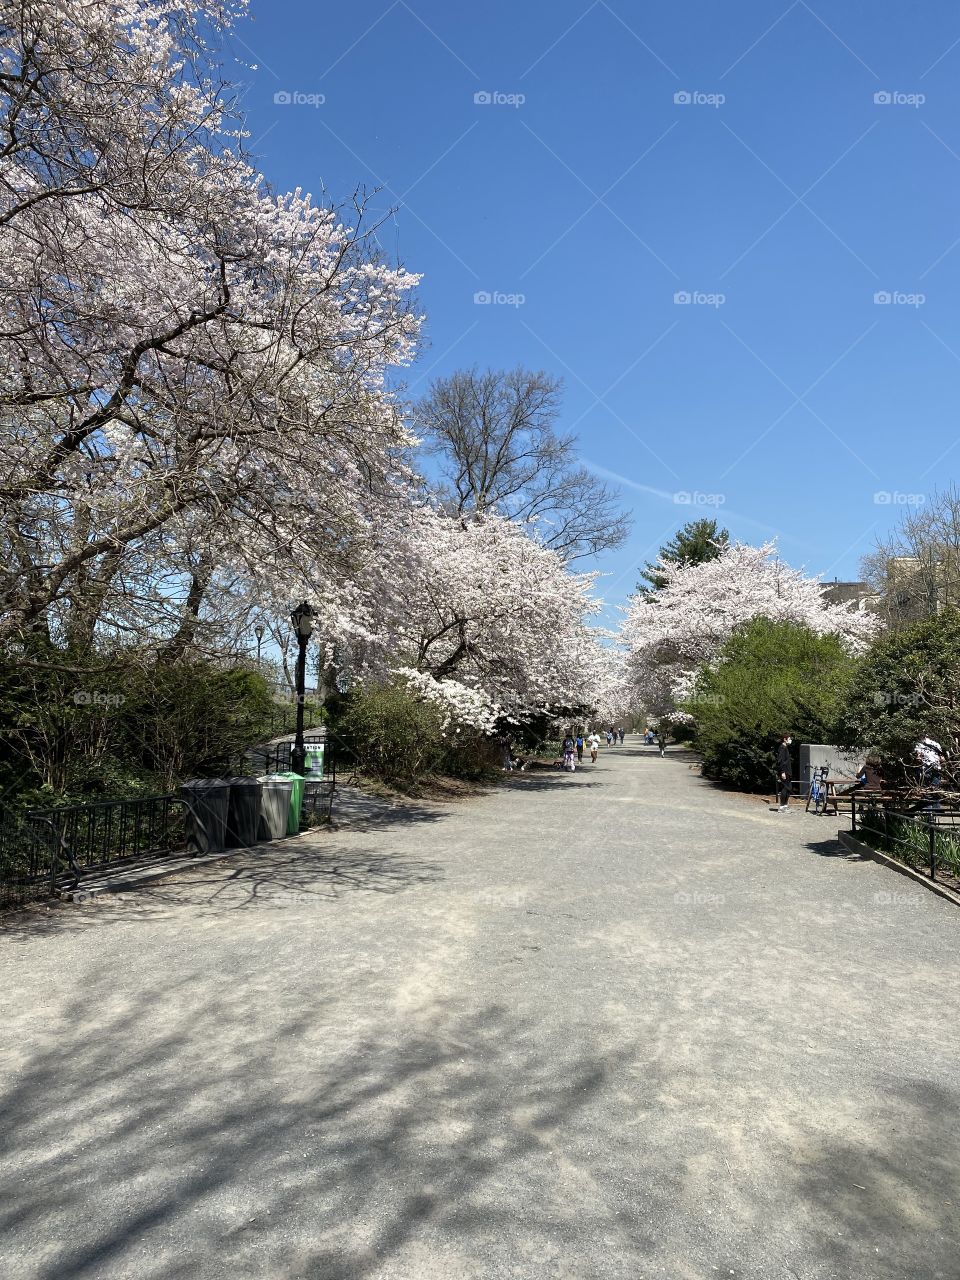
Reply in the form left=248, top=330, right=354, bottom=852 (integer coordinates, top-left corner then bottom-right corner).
left=862, top=485, right=960, bottom=626
left=415, top=367, right=631, bottom=562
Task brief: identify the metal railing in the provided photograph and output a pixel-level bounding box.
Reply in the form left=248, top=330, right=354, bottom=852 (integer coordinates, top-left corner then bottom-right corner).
left=0, top=734, right=339, bottom=909
left=302, top=775, right=337, bottom=826
left=0, top=813, right=65, bottom=907
left=243, top=734, right=329, bottom=777
left=0, top=793, right=188, bottom=907
left=39, top=793, right=189, bottom=873
left=851, top=794, right=960, bottom=883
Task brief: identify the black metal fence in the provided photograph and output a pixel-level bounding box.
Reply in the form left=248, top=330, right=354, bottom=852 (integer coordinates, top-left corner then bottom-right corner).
left=46, top=794, right=189, bottom=873
left=851, top=794, right=960, bottom=883
left=0, top=793, right=188, bottom=908
left=0, top=814, right=63, bottom=907
left=0, top=744, right=340, bottom=909
left=243, top=734, right=329, bottom=777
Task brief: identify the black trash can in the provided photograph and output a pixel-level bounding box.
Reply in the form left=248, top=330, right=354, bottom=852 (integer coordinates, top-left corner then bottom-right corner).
left=258, top=776, right=293, bottom=841
left=180, top=779, right=230, bottom=854
left=225, top=777, right=262, bottom=849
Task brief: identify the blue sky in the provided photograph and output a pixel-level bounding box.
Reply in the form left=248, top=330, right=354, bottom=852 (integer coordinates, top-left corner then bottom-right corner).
left=227, top=0, right=960, bottom=621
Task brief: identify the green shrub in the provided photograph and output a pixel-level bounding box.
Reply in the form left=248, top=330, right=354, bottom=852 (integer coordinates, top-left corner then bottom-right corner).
left=328, top=681, right=447, bottom=782
left=119, top=660, right=278, bottom=787
left=836, top=610, right=960, bottom=778
left=327, top=680, right=497, bottom=785
left=0, top=646, right=278, bottom=804
left=683, top=618, right=857, bottom=791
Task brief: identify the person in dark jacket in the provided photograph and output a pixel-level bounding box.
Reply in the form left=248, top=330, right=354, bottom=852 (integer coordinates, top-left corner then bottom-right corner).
left=776, top=734, right=793, bottom=810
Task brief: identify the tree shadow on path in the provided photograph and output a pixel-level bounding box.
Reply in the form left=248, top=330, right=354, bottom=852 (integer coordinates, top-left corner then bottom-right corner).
left=1, top=834, right=446, bottom=941
left=0, top=978, right=639, bottom=1280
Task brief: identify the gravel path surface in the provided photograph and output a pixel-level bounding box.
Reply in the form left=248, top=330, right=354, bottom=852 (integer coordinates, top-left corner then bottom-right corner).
left=2, top=742, right=958, bottom=1280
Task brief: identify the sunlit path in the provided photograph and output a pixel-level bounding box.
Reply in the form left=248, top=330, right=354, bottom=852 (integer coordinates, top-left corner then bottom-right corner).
left=3, top=744, right=958, bottom=1279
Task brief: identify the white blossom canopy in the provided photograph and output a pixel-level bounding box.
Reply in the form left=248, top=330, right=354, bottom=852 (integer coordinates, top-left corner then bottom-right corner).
left=622, top=542, right=879, bottom=718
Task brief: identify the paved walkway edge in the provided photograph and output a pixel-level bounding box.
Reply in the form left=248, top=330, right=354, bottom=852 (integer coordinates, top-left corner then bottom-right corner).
left=838, top=830, right=960, bottom=906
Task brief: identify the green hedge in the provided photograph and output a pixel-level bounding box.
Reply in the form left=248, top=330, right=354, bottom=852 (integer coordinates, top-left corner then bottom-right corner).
left=326, top=680, right=498, bottom=785
left=836, top=610, right=960, bottom=779
left=683, top=618, right=857, bottom=791
left=0, top=645, right=281, bottom=807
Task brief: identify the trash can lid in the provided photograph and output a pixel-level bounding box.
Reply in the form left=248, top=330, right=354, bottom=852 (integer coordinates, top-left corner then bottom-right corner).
left=180, top=778, right=231, bottom=790
left=273, top=771, right=306, bottom=780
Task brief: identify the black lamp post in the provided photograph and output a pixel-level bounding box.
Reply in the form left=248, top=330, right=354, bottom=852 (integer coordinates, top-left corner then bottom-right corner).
left=290, top=601, right=314, bottom=775
left=254, top=623, right=264, bottom=665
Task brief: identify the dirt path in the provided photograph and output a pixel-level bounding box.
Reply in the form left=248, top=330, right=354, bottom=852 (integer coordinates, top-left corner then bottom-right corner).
left=2, top=742, right=958, bottom=1279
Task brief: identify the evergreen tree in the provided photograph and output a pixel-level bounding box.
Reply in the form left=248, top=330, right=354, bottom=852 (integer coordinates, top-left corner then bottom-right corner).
left=638, top=519, right=730, bottom=592
left=835, top=610, right=960, bottom=777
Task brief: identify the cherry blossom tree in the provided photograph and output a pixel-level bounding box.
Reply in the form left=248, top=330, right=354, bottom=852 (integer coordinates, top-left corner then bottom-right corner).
left=0, top=0, right=420, bottom=648
left=328, top=509, right=611, bottom=730
left=0, top=0, right=620, bottom=750
left=622, top=541, right=880, bottom=719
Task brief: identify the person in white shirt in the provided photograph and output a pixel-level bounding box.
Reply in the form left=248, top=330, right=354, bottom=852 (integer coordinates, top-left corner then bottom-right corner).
left=915, top=736, right=944, bottom=788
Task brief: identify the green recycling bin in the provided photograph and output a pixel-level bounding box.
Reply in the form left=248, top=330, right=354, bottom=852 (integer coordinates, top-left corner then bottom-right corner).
left=274, top=771, right=305, bottom=835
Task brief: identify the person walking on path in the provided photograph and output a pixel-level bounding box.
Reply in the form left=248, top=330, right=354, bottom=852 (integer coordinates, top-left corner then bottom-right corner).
left=588, top=732, right=600, bottom=764
left=776, top=733, right=793, bottom=811
left=657, top=730, right=666, bottom=758
left=575, top=732, right=584, bottom=763
left=606, top=729, right=613, bottom=747
left=561, top=733, right=577, bottom=772
left=618, top=728, right=625, bottom=745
